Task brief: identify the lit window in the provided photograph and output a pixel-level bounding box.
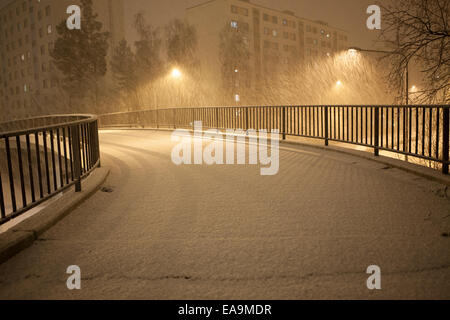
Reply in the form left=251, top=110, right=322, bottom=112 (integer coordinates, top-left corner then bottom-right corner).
left=47, top=24, right=52, bottom=34
left=230, top=20, right=238, bottom=28
left=235, top=94, right=240, bottom=102
left=272, top=29, right=277, bottom=37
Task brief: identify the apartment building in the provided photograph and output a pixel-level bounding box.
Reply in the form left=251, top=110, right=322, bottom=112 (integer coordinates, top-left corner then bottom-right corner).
left=186, top=0, right=349, bottom=100
left=0, top=0, right=124, bottom=121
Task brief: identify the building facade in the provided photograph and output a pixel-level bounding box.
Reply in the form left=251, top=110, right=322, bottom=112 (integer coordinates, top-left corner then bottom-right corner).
left=0, top=0, right=124, bottom=121
left=186, top=0, right=349, bottom=103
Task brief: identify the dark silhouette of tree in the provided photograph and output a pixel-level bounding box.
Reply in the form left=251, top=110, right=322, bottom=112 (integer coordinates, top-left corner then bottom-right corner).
left=379, top=0, right=449, bottom=103
left=133, top=12, right=163, bottom=86
left=51, top=0, right=109, bottom=111
left=110, top=39, right=140, bottom=109
left=165, top=19, right=199, bottom=76
left=110, top=40, right=138, bottom=91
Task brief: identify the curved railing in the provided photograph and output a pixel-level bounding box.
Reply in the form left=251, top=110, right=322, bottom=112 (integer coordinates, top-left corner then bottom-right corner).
left=0, top=115, right=100, bottom=225
left=99, top=105, right=450, bottom=174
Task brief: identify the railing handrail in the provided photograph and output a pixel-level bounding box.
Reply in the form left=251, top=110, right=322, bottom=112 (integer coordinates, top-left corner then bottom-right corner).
left=0, top=114, right=98, bottom=138
left=98, top=105, right=450, bottom=118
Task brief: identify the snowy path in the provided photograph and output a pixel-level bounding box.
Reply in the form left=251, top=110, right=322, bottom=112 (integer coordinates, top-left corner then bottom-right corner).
left=0, top=130, right=449, bottom=299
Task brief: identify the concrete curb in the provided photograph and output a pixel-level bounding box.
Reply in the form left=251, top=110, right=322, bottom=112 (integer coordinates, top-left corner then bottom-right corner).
left=101, top=126, right=450, bottom=186
left=0, top=167, right=110, bottom=265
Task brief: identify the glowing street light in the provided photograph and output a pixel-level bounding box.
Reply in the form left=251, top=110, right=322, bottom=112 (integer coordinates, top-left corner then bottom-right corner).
left=336, top=80, right=343, bottom=86
left=347, top=48, right=358, bottom=56
left=171, top=68, right=182, bottom=79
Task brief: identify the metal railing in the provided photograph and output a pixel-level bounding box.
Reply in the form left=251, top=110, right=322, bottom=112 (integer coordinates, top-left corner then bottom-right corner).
left=99, top=105, right=450, bottom=174
left=0, top=115, right=100, bottom=225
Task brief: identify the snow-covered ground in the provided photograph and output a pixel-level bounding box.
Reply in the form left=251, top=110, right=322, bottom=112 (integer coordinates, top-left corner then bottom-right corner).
left=0, top=130, right=449, bottom=299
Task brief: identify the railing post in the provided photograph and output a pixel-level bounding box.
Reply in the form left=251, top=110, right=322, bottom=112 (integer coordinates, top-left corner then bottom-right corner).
left=216, top=108, right=219, bottom=130
left=156, top=108, right=159, bottom=129
left=324, top=106, right=329, bottom=146
left=443, top=107, right=449, bottom=174
left=245, top=107, right=249, bottom=131
left=282, top=107, right=286, bottom=140
left=374, top=107, right=380, bottom=156
left=192, top=109, right=195, bottom=131
left=173, top=108, right=176, bottom=129
left=71, top=125, right=82, bottom=192
left=94, top=121, right=101, bottom=168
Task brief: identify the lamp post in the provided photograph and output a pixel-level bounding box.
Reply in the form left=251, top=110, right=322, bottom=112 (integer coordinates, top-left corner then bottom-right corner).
left=348, top=47, right=409, bottom=106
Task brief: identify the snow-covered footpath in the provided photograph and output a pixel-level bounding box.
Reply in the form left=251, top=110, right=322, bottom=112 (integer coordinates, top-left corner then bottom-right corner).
left=0, top=130, right=449, bottom=299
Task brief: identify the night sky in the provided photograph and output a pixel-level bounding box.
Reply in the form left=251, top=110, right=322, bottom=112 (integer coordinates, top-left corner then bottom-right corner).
left=124, top=0, right=383, bottom=49
left=0, top=0, right=384, bottom=49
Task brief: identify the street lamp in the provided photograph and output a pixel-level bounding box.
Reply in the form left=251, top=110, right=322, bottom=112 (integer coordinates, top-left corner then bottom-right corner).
left=171, top=68, right=182, bottom=79
left=348, top=47, right=410, bottom=106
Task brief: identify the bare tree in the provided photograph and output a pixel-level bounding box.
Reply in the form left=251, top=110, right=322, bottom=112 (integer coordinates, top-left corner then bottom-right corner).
left=134, top=12, right=163, bottom=88
left=378, top=0, right=449, bottom=104
left=110, top=39, right=140, bottom=109
left=165, top=19, right=199, bottom=76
